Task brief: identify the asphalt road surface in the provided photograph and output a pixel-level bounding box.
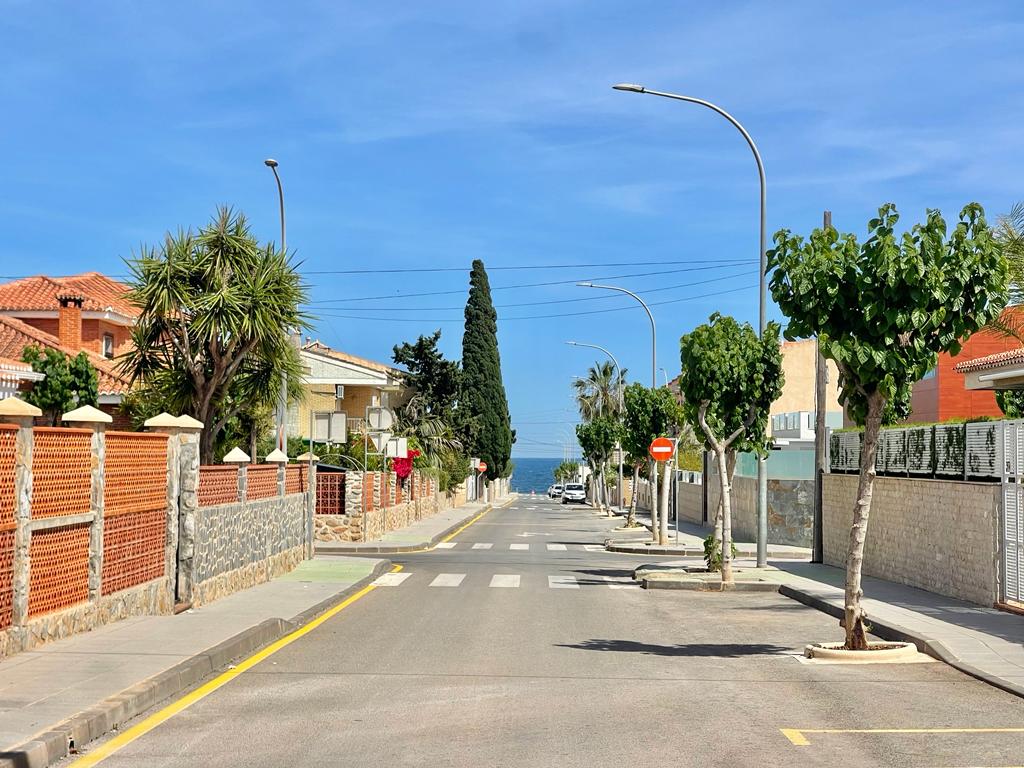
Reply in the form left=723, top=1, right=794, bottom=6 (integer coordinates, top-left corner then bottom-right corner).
left=71, top=496, right=1024, bottom=767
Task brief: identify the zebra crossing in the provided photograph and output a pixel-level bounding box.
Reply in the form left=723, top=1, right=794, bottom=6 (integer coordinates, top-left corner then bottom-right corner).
left=373, top=572, right=640, bottom=590
left=431, top=542, right=607, bottom=552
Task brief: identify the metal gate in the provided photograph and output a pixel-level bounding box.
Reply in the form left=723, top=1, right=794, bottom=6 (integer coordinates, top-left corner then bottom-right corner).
left=1001, top=420, right=1024, bottom=605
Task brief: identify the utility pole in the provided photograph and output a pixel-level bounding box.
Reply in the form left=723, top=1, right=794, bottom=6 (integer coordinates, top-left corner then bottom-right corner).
left=812, top=210, right=831, bottom=563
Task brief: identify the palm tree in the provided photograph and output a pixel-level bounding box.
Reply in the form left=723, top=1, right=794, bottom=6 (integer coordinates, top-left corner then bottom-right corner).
left=573, top=361, right=626, bottom=422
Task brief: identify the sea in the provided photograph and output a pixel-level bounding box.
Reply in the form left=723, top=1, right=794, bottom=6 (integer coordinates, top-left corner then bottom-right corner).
left=510, top=457, right=561, bottom=494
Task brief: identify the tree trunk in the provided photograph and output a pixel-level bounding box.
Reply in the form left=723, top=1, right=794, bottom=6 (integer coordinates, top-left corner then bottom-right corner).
left=716, top=446, right=734, bottom=585
left=649, top=458, right=659, bottom=543
left=844, top=392, right=884, bottom=650
left=658, top=459, right=671, bottom=545
left=626, top=464, right=640, bottom=527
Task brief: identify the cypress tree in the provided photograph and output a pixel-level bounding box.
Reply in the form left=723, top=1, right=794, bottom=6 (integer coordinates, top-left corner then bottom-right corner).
left=461, top=260, right=514, bottom=479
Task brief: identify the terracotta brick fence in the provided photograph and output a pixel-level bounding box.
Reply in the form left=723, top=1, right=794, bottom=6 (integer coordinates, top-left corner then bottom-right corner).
left=0, top=402, right=317, bottom=658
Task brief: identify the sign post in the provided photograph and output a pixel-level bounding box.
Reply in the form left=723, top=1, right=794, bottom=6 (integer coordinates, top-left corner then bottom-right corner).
left=477, top=461, right=488, bottom=503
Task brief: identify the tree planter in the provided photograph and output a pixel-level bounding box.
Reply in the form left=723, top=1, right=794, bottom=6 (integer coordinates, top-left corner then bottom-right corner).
left=804, top=641, right=919, bottom=663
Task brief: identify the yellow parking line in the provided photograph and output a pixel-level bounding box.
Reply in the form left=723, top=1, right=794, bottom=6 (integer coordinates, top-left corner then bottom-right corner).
left=782, top=726, right=1024, bottom=746
left=437, top=504, right=496, bottom=544
left=68, top=565, right=403, bottom=767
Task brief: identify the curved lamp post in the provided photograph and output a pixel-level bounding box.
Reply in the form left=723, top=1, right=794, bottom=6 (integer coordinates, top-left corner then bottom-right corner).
left=613, top=82, right=769, bottom=567
left=264, top=158, right=289, bottom=455
left=576, top=282, right=656, bottom=388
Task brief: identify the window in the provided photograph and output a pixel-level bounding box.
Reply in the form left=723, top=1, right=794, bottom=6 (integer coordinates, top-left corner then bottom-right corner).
left=102, top=333, right=115, bottom=359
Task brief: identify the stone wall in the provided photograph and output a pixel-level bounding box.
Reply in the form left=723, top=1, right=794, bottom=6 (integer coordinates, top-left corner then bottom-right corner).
left=706, top=465, right=813, bottom=548
left=191, top=492, right=306, bottom=607
left=823, top=474, right=1000, bottom=606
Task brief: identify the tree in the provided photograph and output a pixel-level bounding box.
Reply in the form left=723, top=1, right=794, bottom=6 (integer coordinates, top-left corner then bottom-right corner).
left=21, top=347, right=99, bottom=425
left=393, top=330, right=463, bottom=423
left=575, top=417, right=619, bottom=514
left=769, top=203, right=1006, bottom=649
left=121, top=207, right=309, bottom=463
left=553, top=461, right=579, bottom=483
left=678, top=314, right=783, bottom=584
left=461, top=260, right=514, bottom=480
left=572, top=361, right=626, bottom=421
left=620, top=383, right=683, bottom=537
left=997, top=389, right=1024, bottom=418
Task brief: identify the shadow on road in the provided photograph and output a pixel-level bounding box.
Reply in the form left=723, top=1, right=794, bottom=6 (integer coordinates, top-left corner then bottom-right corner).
left=556, top=639, right=792, bottom=657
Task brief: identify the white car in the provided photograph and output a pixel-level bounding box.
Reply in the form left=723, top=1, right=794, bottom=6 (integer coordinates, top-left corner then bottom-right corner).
left=548, top=484, right=564, bottom=498
left=561, top=483, right=586, bottom=504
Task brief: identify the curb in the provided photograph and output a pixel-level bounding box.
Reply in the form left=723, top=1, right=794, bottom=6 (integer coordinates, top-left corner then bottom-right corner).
left=778, top=584, right=1024, bottom=700
left=642, top=576, right=780, bottom=592
left=315, top=495, right=517, bottom=555
left=0, top=559, right=392, bottom=768
left=606, top=541, right=808, bottom=559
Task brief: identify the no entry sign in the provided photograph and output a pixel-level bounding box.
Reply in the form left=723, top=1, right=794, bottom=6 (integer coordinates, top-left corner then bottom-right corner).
left=648, top=437, right=674, bottom=462
left=477, top=461, right=488, bottom=473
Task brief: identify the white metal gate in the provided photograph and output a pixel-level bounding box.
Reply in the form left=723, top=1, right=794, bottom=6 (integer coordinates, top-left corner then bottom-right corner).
left=1001, top=420, right=1024, bottom=605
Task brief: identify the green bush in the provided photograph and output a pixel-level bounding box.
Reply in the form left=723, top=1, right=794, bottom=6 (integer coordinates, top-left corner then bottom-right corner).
left=703, top=534, right=738, bottom=573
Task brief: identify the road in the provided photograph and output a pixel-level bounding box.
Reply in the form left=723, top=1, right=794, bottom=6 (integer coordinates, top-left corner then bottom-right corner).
left=72, top=496, right=1024, bottom=767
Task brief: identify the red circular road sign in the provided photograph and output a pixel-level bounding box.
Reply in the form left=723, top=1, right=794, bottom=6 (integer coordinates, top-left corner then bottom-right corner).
left=477, top=461, right=488, bottom=472
left=648, top=437, right=674, bottom=462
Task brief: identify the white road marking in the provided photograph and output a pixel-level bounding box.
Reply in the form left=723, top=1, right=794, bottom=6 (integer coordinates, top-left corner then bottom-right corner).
left=546, top=543, right=567, bottom=551
left=374, top=572, right=412, bottom=587
left=429, top=573, right=466, bottom=587
left=490, top=574, right=520, bottom=588
left=472, top=543, right=493, bottom=550
left=548, top=575, right=579, bottom=589
left=509, top=543, right=529, bottom=551
left=584, top=544, right=605, bottom=552
left=435, top=542, right=457, bottom=549
left=603, top=575, right=641, bottom=590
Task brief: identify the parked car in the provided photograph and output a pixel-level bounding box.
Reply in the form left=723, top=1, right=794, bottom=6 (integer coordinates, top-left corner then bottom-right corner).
left=562, top=483, right=586, bottom=504
left=548, top=484, right=564, bottom=498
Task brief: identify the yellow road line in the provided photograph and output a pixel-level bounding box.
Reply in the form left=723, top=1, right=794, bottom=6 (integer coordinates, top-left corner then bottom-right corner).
left=68, top=565, right=403, bottom=767
left=782, top=727, right=1024, bottom=747
left=438, top=506, right=493, bottom=544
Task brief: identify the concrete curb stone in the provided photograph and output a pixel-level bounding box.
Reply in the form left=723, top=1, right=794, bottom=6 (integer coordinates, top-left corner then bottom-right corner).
left=0, top=558, right=392, bottom=768
left=778, top=584, right=1024, bottom=700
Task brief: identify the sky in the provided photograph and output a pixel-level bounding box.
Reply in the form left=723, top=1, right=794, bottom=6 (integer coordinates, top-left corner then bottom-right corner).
left=2, top=1, right=1023, bottom=459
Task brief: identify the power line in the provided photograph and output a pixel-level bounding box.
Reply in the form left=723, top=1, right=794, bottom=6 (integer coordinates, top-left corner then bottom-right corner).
left=316, top=283, right=756, bottom=323
left=307, top=261, right=753, bottom=304
left=311, top=269, right=753, bottom=312
left=302, top=259, right=738, bottom=275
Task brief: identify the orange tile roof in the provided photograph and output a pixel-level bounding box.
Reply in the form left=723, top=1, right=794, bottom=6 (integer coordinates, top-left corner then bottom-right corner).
left=0, top=315, right=131, bottom=395
left=303, top=340, right=400, bottom=375
left=953, top=347, right=1024, bottom=374
left=0, top=272, right=138, bottom=317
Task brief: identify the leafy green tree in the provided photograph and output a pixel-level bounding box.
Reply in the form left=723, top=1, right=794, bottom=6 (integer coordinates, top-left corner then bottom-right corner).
left=575, top=417, right=619, bottom=514
left=21, top=346, right=99, bottom=425
left=121, top=207, right=309, bottom=463
left=769, top=203, right=1006, bottom=649
left=393, top=330, right=464, bottom=424
left=997, top=389, right=1024, bottom=418
left=573, top=361, right=626, bottom=422
left=620, top=383, right=683, bottom=536
left=461, top=260, right=514, bottom=479
left=678, top=314, right=783, bottom=583
left=553, top=461, right=579, bottom=483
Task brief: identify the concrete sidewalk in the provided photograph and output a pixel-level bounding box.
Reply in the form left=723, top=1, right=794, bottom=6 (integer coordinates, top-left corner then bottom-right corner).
left=0, top=556, right=389, bottom=767
left=606, top=515, right=811, bottom=559
left=315, top=495, right=516, bottom=555
left=765, top=562, right=1024, bottom=699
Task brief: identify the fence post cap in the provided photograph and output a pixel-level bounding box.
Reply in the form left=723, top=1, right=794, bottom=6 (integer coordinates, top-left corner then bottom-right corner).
left=296, top=452, right=320, bottom=463
left=265, top=448, right=289, bottom=464
left=0, top=396, right=42, bottom=419
left=143, top=412, right=180, bottom=429
left=62, top=404, right=112, bottom=424
left=174, top=415, right=204, bottom=430
left=222, top=446, right=251, bottom=463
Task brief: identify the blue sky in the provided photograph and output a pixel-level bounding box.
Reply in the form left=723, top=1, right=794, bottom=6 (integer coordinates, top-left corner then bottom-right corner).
left=2, top=1, right=1023, bottom=458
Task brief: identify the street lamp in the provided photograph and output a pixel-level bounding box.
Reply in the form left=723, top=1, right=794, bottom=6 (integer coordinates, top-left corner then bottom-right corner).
left=659, top=367, right=671, bottom=387
left=576, top=282, right=656, bottom=388
left=567, top=340, right=625, bottom=509
left=265, top=158, right=288, bottom=454
left=613, top=82, right=769, bottom=567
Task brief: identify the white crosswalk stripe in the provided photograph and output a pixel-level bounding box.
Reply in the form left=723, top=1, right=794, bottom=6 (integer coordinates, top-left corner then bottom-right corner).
left=490, top=574, right=520, bottom=588
left=434, top=542, right=457, bottom=549
left=603, top=575, right=641, bottom=590
left=471, top=543, right=493, bottom=550
left=548, top=575, right=579, bottom=589
left=429, top=573, right=466, bottom=587
left=584, top=544, right=605, bottom=552
left=509, top=543, right=529, bottom=551
left=546, top=543, right=567, bottom=551
left=373, top=572, right=412, bottom=587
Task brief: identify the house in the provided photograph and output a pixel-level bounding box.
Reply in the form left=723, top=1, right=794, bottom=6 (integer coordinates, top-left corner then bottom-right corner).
left=955, top=346, right=1024, bottom=392
left=0, top=356, right=44, bottom=399
left=288, top=340, right=407, bottom=445
left=0, top=272, right=136, bottom=423
left=769, top=339, right=843, bottom=445
left=906, top=312, right=1022, bottom=423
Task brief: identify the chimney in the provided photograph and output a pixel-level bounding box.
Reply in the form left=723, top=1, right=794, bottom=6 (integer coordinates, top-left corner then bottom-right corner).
left=57, top=294, right=84, bottom=351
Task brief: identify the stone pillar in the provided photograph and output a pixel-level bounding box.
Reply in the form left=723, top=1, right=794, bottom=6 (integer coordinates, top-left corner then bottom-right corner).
left=145, top=413, right=182, bottom=606
left=0, top=398, right=41, bottom=630
left=372, top=471, right=381, bottom=513
left=62, top=405, right=113, bottom=603
left=173, top=415, right=204, bottom=606
left=388, top=472, right=397, bottom=508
